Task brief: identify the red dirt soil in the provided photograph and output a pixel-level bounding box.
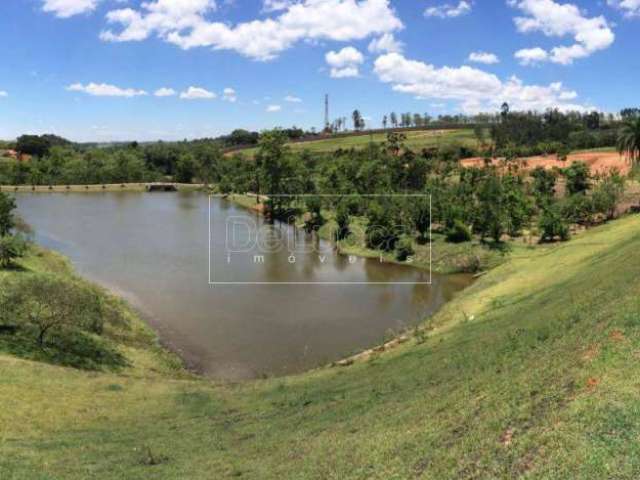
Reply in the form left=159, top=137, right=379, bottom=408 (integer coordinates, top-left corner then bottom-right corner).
left=461, top=151, right=631, bottom=176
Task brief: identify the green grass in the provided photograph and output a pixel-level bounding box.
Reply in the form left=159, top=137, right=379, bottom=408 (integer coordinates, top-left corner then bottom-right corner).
left=231, top=129, right=476, bottom=158
left=3, top=214, right=640, bottom=478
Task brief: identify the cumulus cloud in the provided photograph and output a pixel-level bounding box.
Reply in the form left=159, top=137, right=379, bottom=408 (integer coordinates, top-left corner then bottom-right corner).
left=468, top=51, right=499, bottom=64
left=514, top=47, right=549, bottom=65
left=325, top=46, right=364, bottom=78
left=42, top=0, right=100, bottom=18
left=100, top=0, right=402, bottom=61
left=0, top=91, right=7, bottom=98
left=266, top=104, right=282, bottom=112
left=368, top=33, right=403, bottom=53
left=262, top=0, right=296, bottom=12
left=607, top=0, right=640, bottom=17
left=373, top=52, right=590, bottom=113
left=222, top=87, right=237, bottom=102
left=154, top=87, right=176, bottom=97
left=284, top=95, right=302, bottom=102
left=179, top=86, right=216, bottom=100
left=67, top=82, right=148, bottom=97
left=424, top=1, right=472, bottom=18
left=510, top=0, right=615, bottom=65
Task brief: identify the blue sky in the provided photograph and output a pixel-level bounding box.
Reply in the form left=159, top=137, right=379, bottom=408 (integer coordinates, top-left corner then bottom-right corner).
left=0, top=0, right=638, bottom=142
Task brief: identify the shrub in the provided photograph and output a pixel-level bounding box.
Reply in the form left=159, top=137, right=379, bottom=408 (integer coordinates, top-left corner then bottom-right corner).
left=395, top=236, right=415, bottom=261
left=539, top=207, right=570, bottom=242
left=560, top=194, right=593, bottom=225
left=1, top=274, right=107, bottom=346
left=446, top=220, right=472, bottom=243
left=0, top=235, right=26, bottom=268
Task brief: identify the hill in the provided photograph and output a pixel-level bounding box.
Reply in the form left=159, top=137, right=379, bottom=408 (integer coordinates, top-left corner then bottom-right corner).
left=227, top=128, right=476, bottom=157
left=2, top=214, right=640, bottom=478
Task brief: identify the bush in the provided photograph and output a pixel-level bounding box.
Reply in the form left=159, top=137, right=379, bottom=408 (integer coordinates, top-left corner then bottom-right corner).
left=539, top=207, right=570, bottom=242
left=0, top=235, right=26, bottom=268
left=560, top=194, right=593, bottom=225
left=446, top=220, right=472, bottom=243
left=395, top=236, right=415, bottom=261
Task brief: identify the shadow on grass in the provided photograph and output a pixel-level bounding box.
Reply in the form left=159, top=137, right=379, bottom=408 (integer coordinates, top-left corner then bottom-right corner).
left=0, top=326, right=129, bottom=371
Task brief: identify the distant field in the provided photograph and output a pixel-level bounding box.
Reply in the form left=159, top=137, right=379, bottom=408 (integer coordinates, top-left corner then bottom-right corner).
left=229, top=129, right=476, bottom=157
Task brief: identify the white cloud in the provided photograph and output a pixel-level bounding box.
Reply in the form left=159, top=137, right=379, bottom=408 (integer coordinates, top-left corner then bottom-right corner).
left=608, top=0, right=640, bottom=17
left=424, top=1, right=472, bottom=18
left=222, top=87, right=237, bottom=102
left=325, top=46, right=364, bottom=78
left=373, top=52, right=591, bottom=113
left=514, top=47, right=549, bottom=65
left=368, top=33, right=403, bottom=53
left=179, top=86, right=216, bottom=100
left=154, top=87, right=176, bottom=97
left=42, top=0, right=100, bottom=18
left=0, top=91, right=7, bottom=98
left=67, top=82, right=148, bottom=97
left=266, top=104, right=282, bottom=112
left=101, top=0, right=403, bottom=61
left=468, top=51, right=499, bottom=64
left=510, top=0, right=615, bottom=65
left=262, top=0, right=295, bottom=12
left=284, top=95, right=302, bottom=102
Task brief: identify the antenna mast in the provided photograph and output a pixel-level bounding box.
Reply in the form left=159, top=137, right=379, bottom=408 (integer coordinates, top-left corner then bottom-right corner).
left=324, top=94, right=329, bottom=132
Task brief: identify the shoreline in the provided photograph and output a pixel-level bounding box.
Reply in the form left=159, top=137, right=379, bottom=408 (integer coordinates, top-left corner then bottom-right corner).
left=0, top=183, right=205, bottom=193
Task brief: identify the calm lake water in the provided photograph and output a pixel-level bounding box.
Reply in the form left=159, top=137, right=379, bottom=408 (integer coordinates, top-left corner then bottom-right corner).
left=16, top=192, right=471, bottom=380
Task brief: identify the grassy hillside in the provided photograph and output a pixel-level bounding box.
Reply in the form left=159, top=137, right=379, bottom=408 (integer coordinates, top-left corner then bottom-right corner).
left=230, top=129, right=476, bottom=157
left=2, top=214, right=640, bottom=479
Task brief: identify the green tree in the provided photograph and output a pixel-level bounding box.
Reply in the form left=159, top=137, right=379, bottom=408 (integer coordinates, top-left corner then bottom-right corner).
left=175, top=153, right=197, bottom=183
left=564, top=162, right=590, bottom=195
left=2, top=274, right=104, bottom=347
left=395, top=236, right=415, bottom=261
left=531, top=167, right=557, bottom=207
left=617, top=116, right=640, bottom=164
left=366, top=202, right=399, bottom=252
left=0, top=235, right=26, bottom=268
left=352, top=110, right=364, bottom=131
left=0, top=192, right=17, bottom=236
left=539, top=206, right=570, bottom=243
left=409, top=198, right=431, bottom=242
left=334, top=202, right=350, bottom=241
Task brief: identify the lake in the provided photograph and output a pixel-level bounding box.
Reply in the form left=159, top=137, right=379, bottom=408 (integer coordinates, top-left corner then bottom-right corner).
left=15, top=192, right=471, bottom=380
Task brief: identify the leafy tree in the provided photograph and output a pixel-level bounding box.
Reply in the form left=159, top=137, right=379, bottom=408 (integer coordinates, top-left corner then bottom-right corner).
left=395, top=236, right=414, bottom=261
left=617, top=116, right=640, bottom=164
left=539, top=206, right=570, bottom=242
left=390, top=112, right=398, bottom=128
left=195, top=143, right=222, bottom=186
left=591, top=173, right=624, bottom=220
left=473, top=125, right=485, bottom=147
left=334, top=202, right=350, bottom=241
left=175, top=153, right=197, bottom=183
left=409, top=198, right=431, bottom=242
left=446, top=220, right=472, bottom=243
left=0, top=192, right=17, bottom=236
left=304, top=196, right=324, bottom=232
left=0, top=235, right=26, bottom=268
left=531, top=167, right=557, bottom=207
left=3, top=274, right=92, bottom=346
left=564, top=162, right=590, bottom=195
left=366, top=202, right=399, bottom=252
left=352, top=110, right=364, bottom=131
left=473, top=172, right=507, bottom=242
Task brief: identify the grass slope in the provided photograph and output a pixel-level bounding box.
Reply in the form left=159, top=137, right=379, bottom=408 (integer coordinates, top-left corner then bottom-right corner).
left=231, top=129, right=476, bottom=158
left=2, top=214, right=640, bottom=479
